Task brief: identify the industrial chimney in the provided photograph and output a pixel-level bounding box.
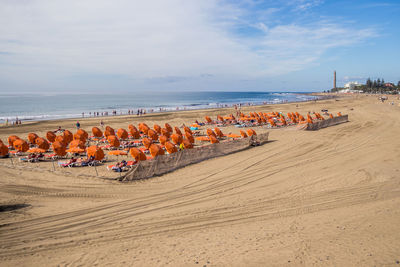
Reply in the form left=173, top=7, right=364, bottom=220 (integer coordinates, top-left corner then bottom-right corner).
left=333, top=70, right=336, bottom=90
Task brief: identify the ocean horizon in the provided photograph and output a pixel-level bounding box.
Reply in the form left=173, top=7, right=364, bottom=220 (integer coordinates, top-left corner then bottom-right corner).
left=0, top=91, right=319, bottom=123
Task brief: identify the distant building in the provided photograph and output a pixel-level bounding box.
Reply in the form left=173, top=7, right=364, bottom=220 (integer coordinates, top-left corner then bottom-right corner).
left=338, top=88, right=363, bottom=93
left=344, top=81, right=362, bottom=90
left=384, top=83, right=395, bottom=88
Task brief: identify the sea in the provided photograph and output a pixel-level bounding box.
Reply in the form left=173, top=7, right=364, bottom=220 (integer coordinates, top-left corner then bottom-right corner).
left=0, top=91, right=319, bottom=123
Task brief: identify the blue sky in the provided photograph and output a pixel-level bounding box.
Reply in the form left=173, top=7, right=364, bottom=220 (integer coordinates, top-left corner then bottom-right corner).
left=0, top=0, right=399, bottom=93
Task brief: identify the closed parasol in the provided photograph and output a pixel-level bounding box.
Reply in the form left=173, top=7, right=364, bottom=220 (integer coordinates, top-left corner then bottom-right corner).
left=158, top=135, right=168, bottom=145
left=69, top=140, right=86, bottom=149
left=214, top=127, right=224, bottom=138
left=147, top=129, right=158, bottom=141
left=55, top=135, right=68, bottom=146
left=184, top=126, right=193, bottom=135
left=174, top=127, right=182, bottom=136
left=8, top=135, right=20, bottom=147
left=139, top=123, right=150, bottom=135
left=164, top=123, right=173, bottom=133
left=76, top=129, right=88, bottom=140
left=161, top=128, right=170, bottom=138
left=153, top=124, right=162, bottom=135
left=13, top=139, right=29, bottom=152
left=184, top=132, right=194, bottom=144
left=129, top=147, right=147, bottom=161
left=63, top=130, right=74, bottom=143
left=52, top=141, right=67, bottom=156
left=92, top=127, right=103, bottom=138
left=46, top=131, right=56, bottom=143
left=27, top=133, right=39, bottom=144
left=206, top=129, right=216, bottom=138
left=247, top=129, right=257, bottom=136
left=149, top=144, right=164, bottom=158
left=171, top=134, right=183, bottom=145
left=35, top=137, right=50, bottom=150
left=116, top=128, right=129, bottom=140
left=182, top=139, right=193, bottom=149
left=87, top=146, right=105, bottom=160
left=104, top=126, right=115, bottom=137
left=107, top=135, right=120, bottom=148
left=164, top=141, right=178, bottom=154
left=73, top=133, right=86, bottom=142
left=0, top=143, right=9, bottom=156
left=142, top=137, right=152, bottom=149
left=209, top=135, right=219, bottom=144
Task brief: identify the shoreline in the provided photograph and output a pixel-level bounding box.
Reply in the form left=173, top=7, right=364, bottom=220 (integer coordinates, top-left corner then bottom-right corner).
left=0, top=92, right=331, bottom=129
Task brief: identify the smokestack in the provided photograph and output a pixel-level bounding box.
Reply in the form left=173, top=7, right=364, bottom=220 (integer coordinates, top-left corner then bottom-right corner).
left=334, top=70, right=336, bottom=89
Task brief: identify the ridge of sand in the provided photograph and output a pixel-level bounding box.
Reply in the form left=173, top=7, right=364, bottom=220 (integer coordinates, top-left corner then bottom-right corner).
left=0, top=94, right=400, bottom=266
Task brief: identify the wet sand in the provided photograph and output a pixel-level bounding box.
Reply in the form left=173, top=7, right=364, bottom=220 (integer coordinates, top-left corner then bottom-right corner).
left=1, top=94, right=400, bottom=266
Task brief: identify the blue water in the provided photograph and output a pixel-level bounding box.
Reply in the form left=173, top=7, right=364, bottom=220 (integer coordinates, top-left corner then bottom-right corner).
left=0, top=91, right=318, bottom=123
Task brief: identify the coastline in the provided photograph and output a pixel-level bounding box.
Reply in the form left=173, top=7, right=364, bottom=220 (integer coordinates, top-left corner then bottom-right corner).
left=0, top=92, right=329, bottom=129
left=0, top=91, right=322, bottom=125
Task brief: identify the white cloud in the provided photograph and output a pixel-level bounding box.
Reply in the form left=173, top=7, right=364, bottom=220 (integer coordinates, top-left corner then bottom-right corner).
left=0, top=0, right=376, bottom=91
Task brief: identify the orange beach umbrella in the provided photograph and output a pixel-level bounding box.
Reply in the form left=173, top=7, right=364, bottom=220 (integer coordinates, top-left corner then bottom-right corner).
left=158, top=135, right=168, bottom=145
left=128, top=125, right=140, bottom=139
left=87, top=145, right=105, bottom=160
left=153, top=124, right=162, bottom=135
left=104, top=126, right=115, bottom=137
left=164, top=123, right=173, bottom=133
left=92, top=127, right=103, bottom=138
left=165, top=141, right=178, bottom=154
left=0, top=143, right=9, bottom=156
left=149, top=143, right=164, bottom=158
left=69, top=140, right=86, bottom=149
left=209, top=135, right=219, bottom=144
left=46, top=131, right=56, bottom=143
left=8, top=135, right=20, bottom=147
left=141, top=137, right=152, bottom=149
left=116, top=128, right=129, bottom=140
left=184, top=132, right=194, bottom=144
left=35, top=137, right=50, bottom=150
left=182, top=139, right=193, bottom=149
left=13, top=139, right=29, bottom=152
left=174, top=127, right=182, bottom=136
left=52, top=141, right=67, bottom=156
left=27, top=133, right=39, bottom=144
left=129, top=147, right=147, bottom=161
left=171, top=134, right=183, bottom=145
left=147, top=129, right=158, bottom=141
left=76, top=129, right=89, bottom=140
left=107, top=135, right=120, bottom=148
left=63, top=130, right=74, bottom=143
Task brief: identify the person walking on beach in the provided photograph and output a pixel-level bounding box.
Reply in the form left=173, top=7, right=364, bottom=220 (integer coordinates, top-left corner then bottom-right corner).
left=76, top=121, right=80, bottom=129
left=100, top=120, right=104, bottom=129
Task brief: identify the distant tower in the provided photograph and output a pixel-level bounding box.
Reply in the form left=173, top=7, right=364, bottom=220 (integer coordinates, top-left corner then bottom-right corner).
left=333, top=70, right=336, bottom=89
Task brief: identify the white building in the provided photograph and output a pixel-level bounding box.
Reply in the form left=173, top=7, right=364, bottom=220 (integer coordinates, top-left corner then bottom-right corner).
left=344, top=81, right=362, bottom=89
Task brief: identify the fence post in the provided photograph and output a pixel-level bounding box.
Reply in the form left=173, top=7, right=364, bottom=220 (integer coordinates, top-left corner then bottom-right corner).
left=94, top=164, right=98, bottom=176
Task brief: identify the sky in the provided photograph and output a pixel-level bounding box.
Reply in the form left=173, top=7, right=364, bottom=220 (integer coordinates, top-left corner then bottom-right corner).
left=0, top=0, right=399, bottom=93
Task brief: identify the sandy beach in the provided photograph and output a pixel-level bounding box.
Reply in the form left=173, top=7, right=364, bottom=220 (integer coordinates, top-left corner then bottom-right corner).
left=1, top=94, right=400, bottom=266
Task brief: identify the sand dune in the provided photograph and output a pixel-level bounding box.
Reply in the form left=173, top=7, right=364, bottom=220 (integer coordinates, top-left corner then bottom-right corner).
left=1, top=95, right=400, bottom=266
